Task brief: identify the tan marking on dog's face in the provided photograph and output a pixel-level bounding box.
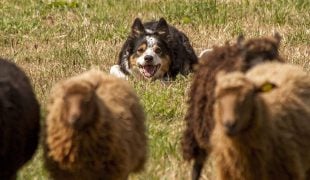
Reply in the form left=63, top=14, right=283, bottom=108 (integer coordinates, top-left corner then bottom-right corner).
left=129, top=55, right=138, bottom=68
left=129, top=43, right=146, bottom=68
left=153, top=45, right=162, bottom=55
left=153, top=55, right=171, bottom=79
left=136, top=43, right=147, bottom=55
left=129, top=36, right=171, bottom=79
left=129, top=55, right=145, bottom=79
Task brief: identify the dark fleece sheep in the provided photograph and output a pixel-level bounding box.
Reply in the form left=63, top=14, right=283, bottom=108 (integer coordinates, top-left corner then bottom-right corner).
left=43, top=69, right=147, bottom=180
left=181, top=33, right=284, bottom=180
left=211, top=63, right=310, bottom=180
left=0, top=58, right=41, bottom=180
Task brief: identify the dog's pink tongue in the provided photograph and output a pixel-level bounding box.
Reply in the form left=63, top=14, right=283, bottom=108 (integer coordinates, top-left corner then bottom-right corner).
left=143, top=65, right=156, bottom=77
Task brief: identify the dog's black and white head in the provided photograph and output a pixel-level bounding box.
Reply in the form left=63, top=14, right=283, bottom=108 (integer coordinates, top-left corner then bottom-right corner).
left=128, top=18, right=172, bottom=79
left=110, top=17, right=198, bottom=81
left=111, top=18, right=172, bottom=80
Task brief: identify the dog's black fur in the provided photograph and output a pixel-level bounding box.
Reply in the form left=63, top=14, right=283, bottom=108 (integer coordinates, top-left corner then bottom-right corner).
left=113, top=18, right=198, bottom=80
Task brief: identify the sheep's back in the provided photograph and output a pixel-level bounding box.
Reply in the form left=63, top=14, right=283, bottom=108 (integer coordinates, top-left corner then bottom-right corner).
left=96, top=75, right=147, bottom=172
left=45, top=70, right=147, bottom=178
left=183, top=43, right=244, bottom=152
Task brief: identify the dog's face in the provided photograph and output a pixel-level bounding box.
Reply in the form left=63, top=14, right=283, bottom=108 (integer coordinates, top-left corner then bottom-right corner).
left=130, top=35, right=171, bottom=79
left=128, top=18, right=172, bottom=80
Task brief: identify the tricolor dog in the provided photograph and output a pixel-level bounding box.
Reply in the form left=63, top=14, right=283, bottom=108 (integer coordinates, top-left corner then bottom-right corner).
left=110, top=18, right=198, bottom=81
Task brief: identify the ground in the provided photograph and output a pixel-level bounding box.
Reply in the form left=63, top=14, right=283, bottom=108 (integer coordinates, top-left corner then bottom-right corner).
left=0, top=0, right=309, bottom=179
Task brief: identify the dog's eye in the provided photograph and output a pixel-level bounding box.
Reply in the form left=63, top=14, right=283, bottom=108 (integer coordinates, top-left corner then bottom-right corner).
left=137, top=48, right=145, bottom=53
left=155, top=47, right=162, bottom=54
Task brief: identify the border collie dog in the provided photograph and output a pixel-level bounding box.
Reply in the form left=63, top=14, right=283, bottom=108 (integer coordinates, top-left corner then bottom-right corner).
left=110, top=18, right=198, bottom=81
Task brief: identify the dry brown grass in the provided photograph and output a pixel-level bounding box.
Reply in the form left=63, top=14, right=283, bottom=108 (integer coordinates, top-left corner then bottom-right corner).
left=0, top=0, right=308, bottom=179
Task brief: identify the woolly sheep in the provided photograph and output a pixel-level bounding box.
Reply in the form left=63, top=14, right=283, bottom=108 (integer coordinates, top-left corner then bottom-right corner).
left=211, top=62, right=310, bottom=180
left=0, top=58, right=41, bottom=179
left=181, top=33, right=284, bottom=180
left=43, top=69, right=147, bottom=180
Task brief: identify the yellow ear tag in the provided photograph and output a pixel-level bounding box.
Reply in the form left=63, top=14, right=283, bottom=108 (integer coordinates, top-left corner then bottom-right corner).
left=260, top=82, right=276, bottom=92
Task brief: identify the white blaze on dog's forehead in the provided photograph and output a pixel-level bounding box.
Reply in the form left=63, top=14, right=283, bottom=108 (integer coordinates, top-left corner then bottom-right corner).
left=145, top=48, right=156, bottom=56
left=146, top=36, right=158, bottom=47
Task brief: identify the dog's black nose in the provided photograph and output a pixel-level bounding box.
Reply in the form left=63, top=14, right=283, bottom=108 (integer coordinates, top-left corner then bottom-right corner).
left=144, top=55, right=154, bottom=62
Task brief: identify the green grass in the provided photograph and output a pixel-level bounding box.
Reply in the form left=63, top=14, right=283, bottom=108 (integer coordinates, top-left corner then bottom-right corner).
left=0, top=0, right=309, bottom=179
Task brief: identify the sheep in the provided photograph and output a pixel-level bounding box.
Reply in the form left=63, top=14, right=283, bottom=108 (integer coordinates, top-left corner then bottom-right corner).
left=0, top=58, right=41, bottom=180
left=211, top=62, right=310, bottom=180
left=43, top=69, right=147, bottom=180
left=181, top=33, right=284, bottom=180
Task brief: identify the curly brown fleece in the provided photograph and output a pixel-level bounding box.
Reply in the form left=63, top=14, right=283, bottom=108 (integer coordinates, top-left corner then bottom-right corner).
left=0, top=58, right=40, bottom=180
left=44, top=70, right=147, bottom=180
left=211, top=62, right=310, bottom=180
left=181, top=33, right=284, bottom=179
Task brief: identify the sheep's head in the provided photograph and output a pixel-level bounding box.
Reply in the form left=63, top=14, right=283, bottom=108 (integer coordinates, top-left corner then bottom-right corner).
left=237, top=32, right=283, bottom=70
left=214, top=72, right=256, bottom=136
left=61, top=80, right=98, bottom=130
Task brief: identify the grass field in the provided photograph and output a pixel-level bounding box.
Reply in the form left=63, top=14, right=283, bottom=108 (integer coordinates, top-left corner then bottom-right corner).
left=0, top=0, right=309, bottom=179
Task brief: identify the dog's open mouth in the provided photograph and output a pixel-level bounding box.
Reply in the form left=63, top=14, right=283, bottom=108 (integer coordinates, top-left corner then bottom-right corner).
left=138, top=64, right=161, bottom=78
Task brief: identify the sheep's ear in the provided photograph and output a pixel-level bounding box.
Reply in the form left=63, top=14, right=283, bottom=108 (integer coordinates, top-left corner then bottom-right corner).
left=131, top=18, right=145, bottom=37
left=237, top=34, right=245, bottom=49
left=273, top=32, right=281, bottom=46
left=257, top=82, right=277, bottom=93
left=236, top=34, right=247, bottom=60
left=155, top=18, right=169, bottom=37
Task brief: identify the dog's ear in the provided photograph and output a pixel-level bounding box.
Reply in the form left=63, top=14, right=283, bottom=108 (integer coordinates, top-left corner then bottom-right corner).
left=131, top=18, right=145, bottom=37
left=155, top=18, right=169, bottom=37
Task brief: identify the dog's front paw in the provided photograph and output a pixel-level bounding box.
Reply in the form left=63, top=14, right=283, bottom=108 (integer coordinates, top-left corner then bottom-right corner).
left=110, top=65, right=128, bottom=80
left=198, top=48, right=213, bottom=59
